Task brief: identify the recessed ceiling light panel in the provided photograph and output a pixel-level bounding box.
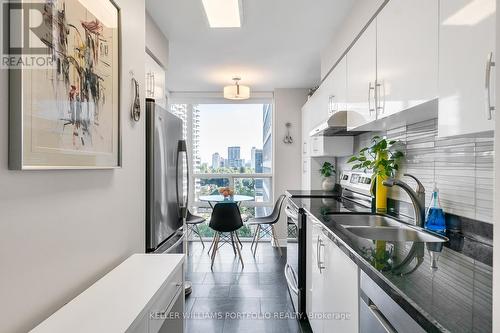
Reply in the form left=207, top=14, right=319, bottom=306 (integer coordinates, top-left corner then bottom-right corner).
left=202, top=0, right=241, bottom=28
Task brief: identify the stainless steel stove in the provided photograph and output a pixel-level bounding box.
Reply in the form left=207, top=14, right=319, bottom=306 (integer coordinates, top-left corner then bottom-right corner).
left=339, top=170, right=374, bottom=208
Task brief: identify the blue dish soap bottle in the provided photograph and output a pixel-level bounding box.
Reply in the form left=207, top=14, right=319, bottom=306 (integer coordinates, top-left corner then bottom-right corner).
left=425, top=184, right=446, bottom=234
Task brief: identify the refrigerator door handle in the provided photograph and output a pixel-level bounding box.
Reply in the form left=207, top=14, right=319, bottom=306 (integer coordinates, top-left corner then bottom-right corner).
left=176, top=140, right=189, bottom=219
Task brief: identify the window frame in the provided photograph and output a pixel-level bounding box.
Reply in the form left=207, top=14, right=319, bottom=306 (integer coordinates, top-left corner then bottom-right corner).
left=168, top=92, right=275, bottom=211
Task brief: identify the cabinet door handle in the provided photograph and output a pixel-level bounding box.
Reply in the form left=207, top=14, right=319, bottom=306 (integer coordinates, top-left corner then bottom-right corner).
left=485, top=52, right=495, bottom=120
left=368, top=82, right=376, bottom=115
left=316, top=235, right=320, bottom=270
left=317, top=236, right=326, bottom=273
left=366, top=303, right=397, bottom=333
left=152, top=73, right=156, bottom=97
left=329, top=95, right=336, bottom=115
left=376, top=81, right=385, bottom=115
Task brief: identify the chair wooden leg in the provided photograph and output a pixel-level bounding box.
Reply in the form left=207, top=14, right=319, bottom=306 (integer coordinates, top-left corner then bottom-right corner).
left=211, top=233, right=220, bottom=270
left=233, top=232, right=244, bottom=269
left=195, top=224, right=205, bottom=248
left=271, top=225, right=283, bottom=257
left=230, top=232, right=237, bottom=255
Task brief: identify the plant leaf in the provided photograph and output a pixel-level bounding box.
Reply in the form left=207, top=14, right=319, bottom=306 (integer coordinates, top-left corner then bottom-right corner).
left=347, top=156, right=358, bottom=163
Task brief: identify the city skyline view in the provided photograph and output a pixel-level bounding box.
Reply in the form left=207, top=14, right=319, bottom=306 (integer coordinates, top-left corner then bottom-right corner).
left=197, top=104, right=264, bottom=164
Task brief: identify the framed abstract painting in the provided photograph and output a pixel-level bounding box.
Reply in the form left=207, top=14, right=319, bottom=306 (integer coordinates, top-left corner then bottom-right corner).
left=8, top=0, right=121, bottom=169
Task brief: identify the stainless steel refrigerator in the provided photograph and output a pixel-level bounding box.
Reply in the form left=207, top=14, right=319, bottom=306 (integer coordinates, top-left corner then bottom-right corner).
left=146, top=99, right=189, bottom=253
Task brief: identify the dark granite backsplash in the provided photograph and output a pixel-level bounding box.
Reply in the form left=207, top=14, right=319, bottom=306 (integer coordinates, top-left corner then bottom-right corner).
left=386, top=197, right=493, bottom=266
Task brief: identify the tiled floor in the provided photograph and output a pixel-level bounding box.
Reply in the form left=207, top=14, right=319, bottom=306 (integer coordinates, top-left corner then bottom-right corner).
left=185, top=241, right=308, bottom=333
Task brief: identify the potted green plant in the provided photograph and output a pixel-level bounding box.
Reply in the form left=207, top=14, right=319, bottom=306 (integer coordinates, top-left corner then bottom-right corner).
left=319, top=161, right=336, bottom=192
left=347, top=136, right=404, bottom=212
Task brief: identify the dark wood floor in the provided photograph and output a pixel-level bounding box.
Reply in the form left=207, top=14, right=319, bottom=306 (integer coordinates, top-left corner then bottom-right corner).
left=185, top=240, right=306, bottom=333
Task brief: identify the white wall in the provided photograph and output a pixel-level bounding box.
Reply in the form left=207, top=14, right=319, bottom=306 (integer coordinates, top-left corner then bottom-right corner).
left=0, top=1, right=146, bottom=332
left=146, top=11, right=169, bottom=68
left=320, top=0, right=385, bottom=79
left=493, top=0, right=499, bottom=329
left=273, top=89, right=308, bottom=243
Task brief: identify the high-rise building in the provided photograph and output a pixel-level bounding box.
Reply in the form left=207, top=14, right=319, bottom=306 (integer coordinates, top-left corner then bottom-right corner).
left=254, top=149, right=263, bottom=190
left=262, top=104, right=272, bottom=203
left=254, top=150, right=263, bottom=174
left=227, top=146, right=241, bottom=168
left=251, top=147, right=257, bottom=169
left=171, top=103, right=201, bottom=197
left=212, top=152, right=221, bottom=169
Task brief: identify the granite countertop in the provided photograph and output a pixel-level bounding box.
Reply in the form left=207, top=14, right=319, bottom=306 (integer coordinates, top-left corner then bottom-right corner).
left=288, top=196, right=492, bottom=333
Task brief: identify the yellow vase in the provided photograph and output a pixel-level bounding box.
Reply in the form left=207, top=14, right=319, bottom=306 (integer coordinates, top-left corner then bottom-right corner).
left=375, top=175, right=388, bottom=213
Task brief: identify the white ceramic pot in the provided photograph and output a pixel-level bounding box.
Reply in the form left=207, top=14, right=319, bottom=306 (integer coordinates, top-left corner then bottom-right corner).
left=322, top=177, right=335, bottom=192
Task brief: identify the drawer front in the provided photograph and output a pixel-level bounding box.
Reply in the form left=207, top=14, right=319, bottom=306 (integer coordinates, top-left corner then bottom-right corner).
left=360, top=271, right=425, bottom=333
left=311, top=137, right=323, bottom=156
left=148, top=265, right=184, bottom=333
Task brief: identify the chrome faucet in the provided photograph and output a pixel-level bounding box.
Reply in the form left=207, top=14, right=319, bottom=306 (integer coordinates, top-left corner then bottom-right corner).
left=383, top=174, right=425, bottom=228
left=383, top=174, right=426, bottom=275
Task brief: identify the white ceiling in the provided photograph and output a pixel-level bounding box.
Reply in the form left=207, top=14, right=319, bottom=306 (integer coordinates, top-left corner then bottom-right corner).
left=146, top=0, right=355, bottom=92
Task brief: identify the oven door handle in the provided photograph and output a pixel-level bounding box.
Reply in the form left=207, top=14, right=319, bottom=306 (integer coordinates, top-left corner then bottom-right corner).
left=284, top=264, right=299, bottom=295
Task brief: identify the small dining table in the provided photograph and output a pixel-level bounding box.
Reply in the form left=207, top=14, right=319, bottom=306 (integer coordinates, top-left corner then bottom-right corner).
left=198, top=194, right=253, bottom=208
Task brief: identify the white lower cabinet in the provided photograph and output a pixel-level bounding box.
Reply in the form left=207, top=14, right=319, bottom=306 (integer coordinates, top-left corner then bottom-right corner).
left=30, top=254, right=185, bottom=333
left=307, top=218, right=359, bottom=333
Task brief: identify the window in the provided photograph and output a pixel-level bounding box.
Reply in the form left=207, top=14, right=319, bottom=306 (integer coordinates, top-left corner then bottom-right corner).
left=170, top=102, right=273, bottom=239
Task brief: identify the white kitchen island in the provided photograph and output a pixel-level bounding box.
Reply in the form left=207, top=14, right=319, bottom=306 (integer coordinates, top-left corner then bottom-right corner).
left=30, top=254, right=185, bottom=333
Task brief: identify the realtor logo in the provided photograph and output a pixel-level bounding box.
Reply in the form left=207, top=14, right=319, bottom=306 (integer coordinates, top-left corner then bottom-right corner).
left=1, top=0, right=54, bottom=68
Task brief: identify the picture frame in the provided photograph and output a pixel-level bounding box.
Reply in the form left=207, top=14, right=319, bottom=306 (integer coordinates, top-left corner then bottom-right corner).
left=8, top=0, right=121, bottom=170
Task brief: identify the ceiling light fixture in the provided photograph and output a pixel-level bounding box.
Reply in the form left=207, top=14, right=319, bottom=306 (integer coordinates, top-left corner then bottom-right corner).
left=201, top=0, right=241, bottom=28
left=224, top=77, right=250, bottom=100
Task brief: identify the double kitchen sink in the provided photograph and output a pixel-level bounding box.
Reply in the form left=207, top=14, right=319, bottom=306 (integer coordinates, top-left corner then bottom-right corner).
left=328, top=214, right=448, bottom=243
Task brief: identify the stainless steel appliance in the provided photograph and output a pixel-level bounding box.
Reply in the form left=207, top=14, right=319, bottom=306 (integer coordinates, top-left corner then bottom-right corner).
left=309, top=111, right=366, bottom=136
left=146, top=99, right=189, bottom=253
left=339, top=170, right=374, bottom=207
left=284, top=201, right=306, bottom=319
left=285, top=171, right=373, bottom=320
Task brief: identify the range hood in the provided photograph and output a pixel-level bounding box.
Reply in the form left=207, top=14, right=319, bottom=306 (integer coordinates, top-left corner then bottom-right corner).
left=309, top=111, right=366, bottom=137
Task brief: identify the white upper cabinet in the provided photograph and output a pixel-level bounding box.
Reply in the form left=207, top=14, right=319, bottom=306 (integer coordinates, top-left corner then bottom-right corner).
left=346, top=22, right=377, bottom=130
left=323, top=56, right=348, bottom=116
left=145, top=53, right=167, bottom=108
left=438, top=0, right=496, bottom=137
left=376, top=0, right=438, bottom=119
left=301, top=104, right=311, bottom=157
left=307, top=85, right=329, bottom=130
left=301, top=105, right=311, bottom=190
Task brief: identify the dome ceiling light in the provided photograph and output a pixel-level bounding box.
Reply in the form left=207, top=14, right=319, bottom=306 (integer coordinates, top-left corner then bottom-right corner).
left=223, top=77, right=250, bottom=100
